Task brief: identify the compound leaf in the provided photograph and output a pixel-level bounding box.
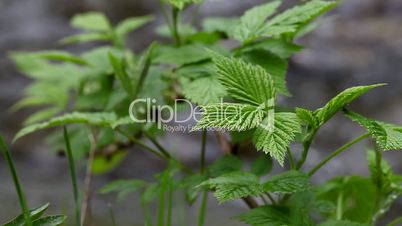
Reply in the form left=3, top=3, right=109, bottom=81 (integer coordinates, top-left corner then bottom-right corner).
left=253, top=112, right=301, bottom=166
left=251, top=154, right=273, bottom=177
left=182, top=76, right=226, bottom=105
left=262, top=0, right=337, bottom=38
left=100, top=179, right=146, bottom=200
left=344, top=110, right=402, bottom=151
left=31, top=215, right=66, bottom=226
left=235, top=205, right=290, bottom=226
left=263, top=170, right=310, bottom=193
left=200, top=171, right=263, bottom=203
left=241, top=49, right=290, bottom=96
left=71, top=12, right=111, bottom=31
left=211, top=52, right=275, bottom=106
left=319, top=220, right=370, bottom=226
left=3, top=203, right=49, bottom=226
left=14, top=112, right=131, bottom=141
left=115, top=15, right=154, bottom=43
left=207, top=155, right=242, bottom=177
left=233, top=0, right=281, bottom=43
left=316, top=176, right=376, bottom=223
left=315, top=84, right=385, bottom=125
left=194, top=103, right=266, bottom=131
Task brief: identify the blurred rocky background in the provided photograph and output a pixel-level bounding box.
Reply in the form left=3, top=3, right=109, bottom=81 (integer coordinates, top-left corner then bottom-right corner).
left=0, top=0, right=401, bottom=225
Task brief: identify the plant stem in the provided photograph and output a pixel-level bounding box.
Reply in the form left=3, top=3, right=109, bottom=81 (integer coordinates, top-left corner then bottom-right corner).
left=171, top=7, right=181, bottom=46
left=336, top=190, right=344, bottom=220
left=63, top=126, right=81, bottom=226
left=133, top=43, right=156, bottom=99
left=81, top=131, right=97, bottom=225
left=107, top=204, right=118, bottom=226
left=117, top=128, right=193, bottom=174
left=372, top=143, right=384, bottom=224
left=200, top=130, right=207, bottom=174
left=159, top=1, right=174, bottom=38
left=157, top=188, right=165, bottom=226
left=141, top=202, right=152, bottom=226
left=308, top=133, right=370, bottom=177
left=374, top=143, right=383, bottom=190
left=197, top=189, right=208, bottom=226
left=287, top=147, right=295, bottom=170
left=296, top=129, right=317, bottom=169
left=242, top=196, right=258, bottom=209
left=117, top=128, right=166, bottom=160
left=260, top=195, right=269, bottom=205
left=265, top=193, right=276, bottom=205
left=214, top=132, right=259, bottom=209
left=388, top=216, right=402, bottom=226
left=0, top=136, right=33, bottom=226
left=144, top=131, right=171, bottom=158
left=197, top=130, right=208, bottom=226
left=167, top=185, right=173, bottom=226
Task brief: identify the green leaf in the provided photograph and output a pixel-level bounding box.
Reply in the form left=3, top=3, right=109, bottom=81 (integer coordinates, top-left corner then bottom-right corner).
left=115, top=15, right=154, bottom=43
left=31, top=215, right=66, bottom=226
left=200, top=171, right=263, bottom=203
left=92, top=151, right=128, bottom=175
left=28, top=51, right=88, bottom=65
left=235, top=205, right=290, bottom=226
left=241, top=39, right=303, bottom=59
left=263, top=170, right=309, bottom=193
left=60, top=32, right=111, bottom=45
left=319, top=220, right=370, bottom=226
left=14, top=112, right=128, bottom=141
left=154, top=44, right=210, bottom=66
left=296, top=107, right=319, bottom=128
left=261, top=0, right=338, bottom=38
left=315, top=200, right=336, bottom=214
left=182, top=76, right=226, bottom=105
left=3, top=203, right=49, bottom=226
left=81, top=46, right=122, bottom=74
left=108, top=52, right=135, bottom=99
left=71, top=12, right=111, bottom=31
left=207, top=155, right=242, bottom=177
left=202, top=17, right=239, bottom=35
left=179, top=174, right=206, bottom=205
left=344, top=110, right=402, bottom=151
left=251, top=155, right=273, bottom=177
left=210, top=51, right=275, bottom=106
left=316, top=176, right=376, bottom=223
left=163, top=0, right=202, bottom=10
left=23, top=107, right=61, bottom=125
left=240, top=49, right=290, bottom=96
left=253, top=112, right=301, bottom=166
left=156, top=23, right=196, bottom=38
left=367, top=150, right=392, bottom=183
left=47, top=125, right=91, bottom=160
left=194, top=103, right=266, bottom=131
left=233, top=0, right=281, bottom=43
left=100, top=179, right=146, bottom=200
left=315, top=84, right=385, bottom=125
left=140, top=183, right=163, bottom=206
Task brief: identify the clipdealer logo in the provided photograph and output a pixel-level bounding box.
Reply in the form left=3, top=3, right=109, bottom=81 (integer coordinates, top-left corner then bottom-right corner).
left=128, top=98, right=275, bottom=133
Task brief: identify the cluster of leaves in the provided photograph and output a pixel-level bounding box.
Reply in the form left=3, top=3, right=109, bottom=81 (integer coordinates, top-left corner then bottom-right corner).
left=2, top=0, right=402, bottom=226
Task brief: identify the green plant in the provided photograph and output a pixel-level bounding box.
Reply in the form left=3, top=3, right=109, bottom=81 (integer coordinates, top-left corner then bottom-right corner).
left=3, top=0, right=402, bottom=225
